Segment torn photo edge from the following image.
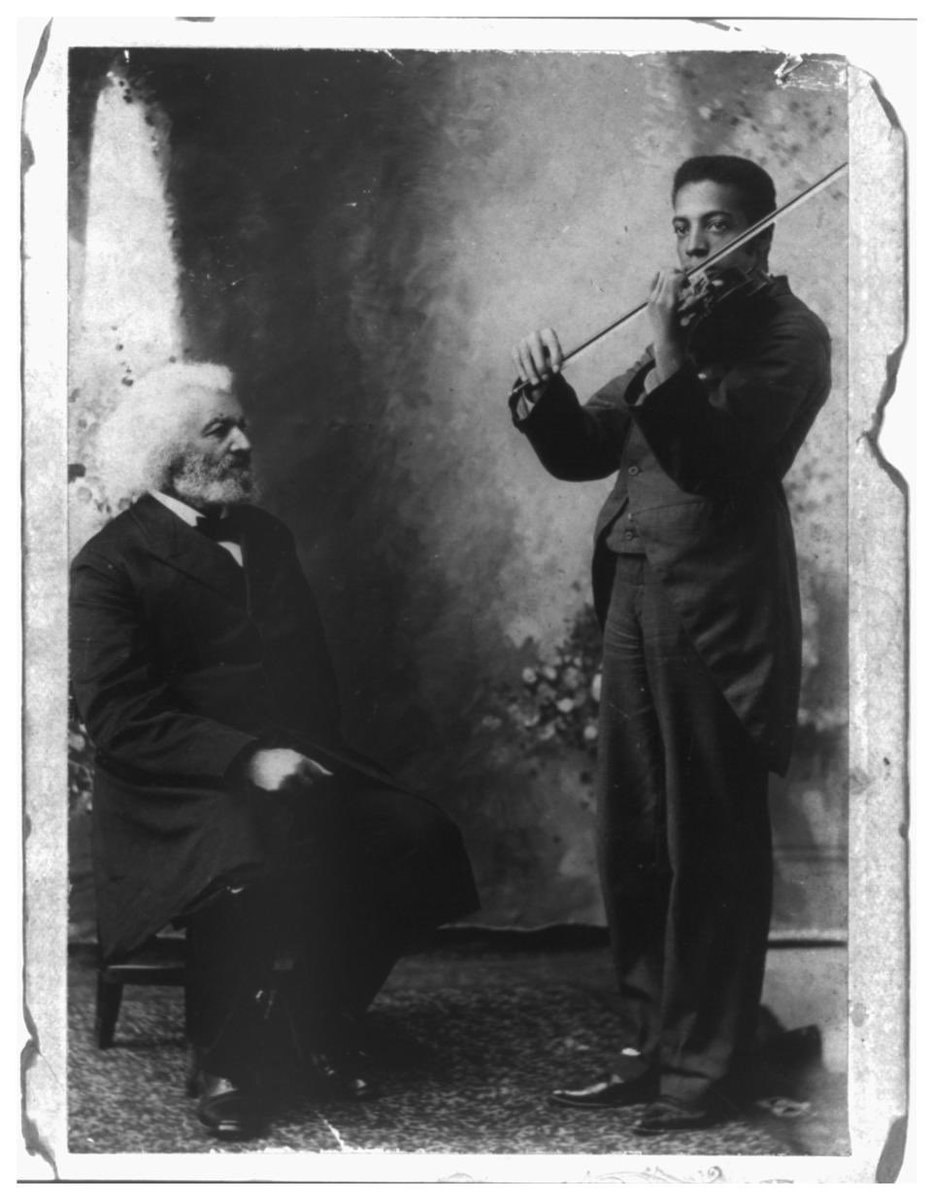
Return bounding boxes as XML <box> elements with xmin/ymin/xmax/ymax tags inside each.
<box><xmin>19</xmin><ymin>15</ymin><xmax>911</xmax><ymax>1185</ymax></box>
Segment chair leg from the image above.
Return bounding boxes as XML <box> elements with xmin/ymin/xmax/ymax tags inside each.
<box><xmin>95</xmin><ymin>974</ymin><xmax>123</xmax><ymax>1049</ymax></box>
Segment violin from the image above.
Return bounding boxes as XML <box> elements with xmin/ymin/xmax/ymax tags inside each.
<box><xmin>674</xmin><ymin>263</ymin><xmax>773</xmax><ymax>361</ymax></box>
<box><xmin>508</xmin><ymin>162</ymin><xmax>847</xmax><ymax>402</ymax></box>
<box><xmin>675</xmin><ymin>263</ymin><xmax>770</xmax><ymax>331</ymax></box>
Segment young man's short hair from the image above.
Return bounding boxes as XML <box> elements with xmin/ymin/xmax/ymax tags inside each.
<box><xmin>672</xmin><ymin>156</ymin><xmax>777</xmax><ymax>224</ymax></box>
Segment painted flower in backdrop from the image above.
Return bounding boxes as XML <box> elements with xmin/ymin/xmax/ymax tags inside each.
<box><xmin>478</xmin><ymin>605</ymin><xmax>603</xmax><ymax>759</ymax></box>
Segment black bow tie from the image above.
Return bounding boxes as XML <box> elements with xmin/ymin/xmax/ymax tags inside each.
<box><xmin>196</xmin><ymin>509</ymin><xmax>242</xmax><ymax>542</ymax></box>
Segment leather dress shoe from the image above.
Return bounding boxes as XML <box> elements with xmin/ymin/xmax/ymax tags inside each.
<box><xmin>550</xmin><ymin>1071</ymin><xmax>656</xmax><ymax>1109</ymax></box>
<box><xmin>306</xmin><ymin>1048</ymin><xmax>378</xmax><ymax>1101</ymax></box>
<box><xmin>633</xmin><ymin>1096</ymin><xmax>716</xmax><ymax>1134</ymax></box>
<box><xmin>193</xmin><ymin>1071</ymin><xmax>266</xmax><ymax>1140</ymax></box>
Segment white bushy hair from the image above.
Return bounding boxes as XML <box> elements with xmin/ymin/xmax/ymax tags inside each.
<box><xmin>97</xmin><ymin>361</ymin><xmax>234</xmax><ymax>506</ymax></box>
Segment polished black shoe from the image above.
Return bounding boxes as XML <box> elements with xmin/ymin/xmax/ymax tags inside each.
<box><xmin>306</xmin><ymin>1049</ymin><xmax>378</xmax><ymax>1101</ymax></box>
<box><xmin>633</xmin><ymin>1096</ymin><xmax>716</xmax><ymax>1134</ymax></box>
<box><xmin>550</xmin><ymin>1071</ymin><xmax>656</xmax><ymax>1109</ymax></box>
<box><xmin>194</xmin><ymin>1072</ymin><xmax>266</xmax><ymax>1140</ymax></box>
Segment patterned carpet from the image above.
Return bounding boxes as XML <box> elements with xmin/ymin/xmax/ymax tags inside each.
<box><xmin>67</xmin><ymin>941</ymin><xmax>849</xmax><ymax>1160</ymax></box>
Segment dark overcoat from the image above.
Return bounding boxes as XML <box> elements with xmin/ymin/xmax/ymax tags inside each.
<box><xmin>70</xmin><ymin>495</ymin><xmax>460</xmax><ymax>959</ymax></box>
<box><xmin>512</xmin><ymin>276</ymin><xmax>831</xmax><ymax>774</ymax></box>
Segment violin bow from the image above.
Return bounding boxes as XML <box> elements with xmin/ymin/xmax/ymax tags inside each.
<box><xmin>509</xmin><ymin>160</ymin><xmax>848</xmax><ymax>400</ymax></box>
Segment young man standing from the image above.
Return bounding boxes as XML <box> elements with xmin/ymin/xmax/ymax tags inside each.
<box><xmin>510</xmin><ymin>156</ymin><xmax>832</xmax><ymax>1132</ymax></box>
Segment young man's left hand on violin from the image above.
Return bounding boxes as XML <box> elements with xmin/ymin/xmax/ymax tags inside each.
<box><xmin>646</xmin><ymin>268</ymin><xmax>689</xmax><ymax>384</ymax></box>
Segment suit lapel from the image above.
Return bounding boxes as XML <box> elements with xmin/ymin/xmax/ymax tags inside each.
<box><xmin>131</xmin><ymin>493</ymin><xmax>249</xmax><ymax>608</ymax></box>
<box><xmin>238</xmin><ymin>513</ymin><xmax>280</xmax><ymax>618</ymax></box>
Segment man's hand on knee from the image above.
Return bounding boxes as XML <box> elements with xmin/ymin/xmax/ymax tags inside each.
<box><xmin>245</xmin><ymin>747</ymin><xmax>334</xmax><ymax>793</ymax></box>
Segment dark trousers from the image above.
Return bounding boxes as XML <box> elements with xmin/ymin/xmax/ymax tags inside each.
<box><xmin>183</xmin><ymin>779</ymin><xmax>477</xmax><ymax>1082</ymax></box>
<box><xmin>597</xmin><ymin>554</ymin><xmax>772</xmax><ymax>1103</ymax></box>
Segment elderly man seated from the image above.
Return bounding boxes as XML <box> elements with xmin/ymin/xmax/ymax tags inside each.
<box><xmin>70</xmin><ymin>362</ymin><xmax>478</xmax><ymax>1139</ymax></box>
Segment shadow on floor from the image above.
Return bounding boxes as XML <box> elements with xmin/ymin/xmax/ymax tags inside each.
<box><xmin>67</xmin><ymin>930</ymin><xmax>849</xmax><ymax>1159</ymax></box>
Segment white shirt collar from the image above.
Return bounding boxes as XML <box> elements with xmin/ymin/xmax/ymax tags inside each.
<box><xmin>150</xmin><ymin>491</ymin><xmax>225</xmax><ymax>527</ymax></box>
<box><xmin>150</xmin><ymin>491</ymin><xmax>243</xmax><ymax>565</ymax></box>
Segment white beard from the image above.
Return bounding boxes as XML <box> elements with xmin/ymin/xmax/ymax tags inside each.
<box><xmin>168</xmin><ymin>451</ymin><xmax>255</xmax><ymax>508</ymax></box>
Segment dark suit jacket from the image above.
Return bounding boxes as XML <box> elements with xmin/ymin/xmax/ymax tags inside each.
<box><xmin>512</xmin><ymin>276</ymin><xmax>831</xmax><ymax>774</ymax></box>
<box><xmin>70</xmin><ymin>494</ymin><xmax>404</xmax><ymax>959</ymax></box>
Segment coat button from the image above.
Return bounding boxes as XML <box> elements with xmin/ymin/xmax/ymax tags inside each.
<box><xmin>627</xmin><ymin>465</ymin><xmax>640</xmax><ymax>476</ymax></box>
<box><xmin>624</xmin><ymin>530</ymin><xmax>635</xmax><ymax>541</ymax></box>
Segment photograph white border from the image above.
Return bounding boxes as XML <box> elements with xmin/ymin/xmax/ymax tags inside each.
<box><xmin>19</xmin><ymin>12</ymin><xmax>917</xmax><ymax>1186</ymax></box>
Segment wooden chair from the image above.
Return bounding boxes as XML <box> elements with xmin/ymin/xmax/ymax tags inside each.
<box><xmin>94</xmin><ymin>930</ymin><xmax>297</xmax><ymax>1050</ymax></box>
<box><xmin>95</xmin><ymin>929</ymin><xmax>187</xmax><ymax>1049</ymax></box>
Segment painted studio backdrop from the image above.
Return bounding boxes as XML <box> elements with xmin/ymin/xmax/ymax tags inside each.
<box><xmin>67</xmin><ymin>47</ymin><xmax>849</xmax><ymax>937</ymax></box>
